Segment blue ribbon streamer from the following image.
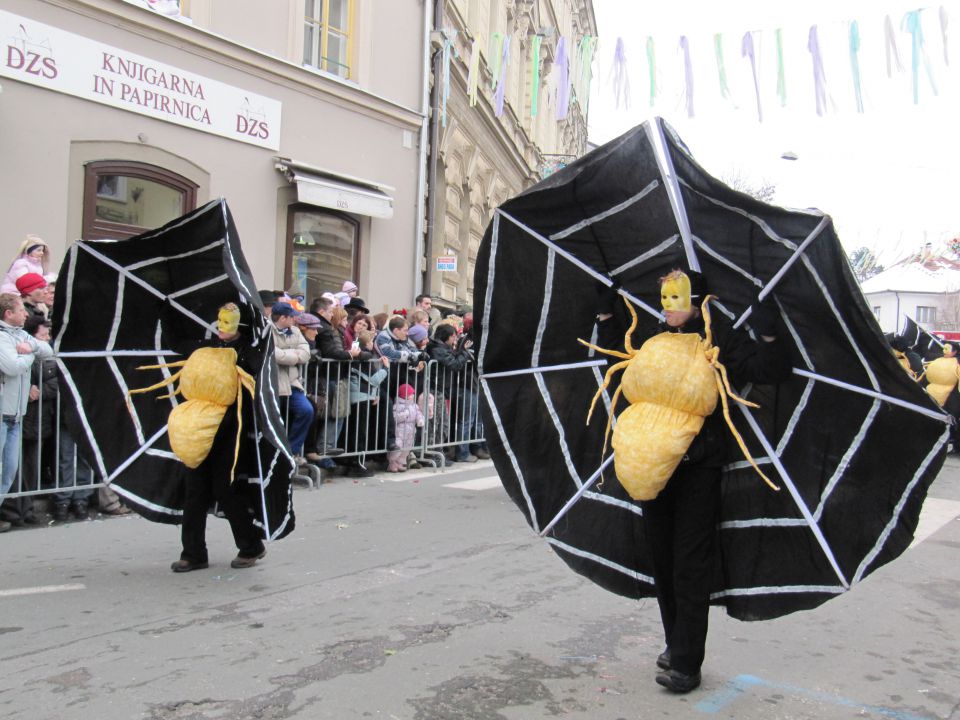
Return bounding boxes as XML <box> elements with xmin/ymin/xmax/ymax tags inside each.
<box><xmin>904</xmin><ymin>10</ymin><xmax>939</xmax><ymax>104</ymax></box>
<box><xmin>849</xmin><ymin>21</ymin><xmax>864</xmax><ymax>113</ymax></box>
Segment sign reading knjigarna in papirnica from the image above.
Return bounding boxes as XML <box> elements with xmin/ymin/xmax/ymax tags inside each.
<box><xmin>0</xmin><ymin>9</ymin><xmax>282</xmax><ymax>150</ymax></box>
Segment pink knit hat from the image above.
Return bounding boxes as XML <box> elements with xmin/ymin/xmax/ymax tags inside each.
<box><xmin>397</xmin><ymin>383</ymin><xmax>416</xmax><ymax>400</ymax></box>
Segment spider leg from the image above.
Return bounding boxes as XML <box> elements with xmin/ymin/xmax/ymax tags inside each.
<box><xmin>713</xmin><ymin>372</ymin><xmax>779</xmax><ymax>491</ymax></box>
<box><xmin>128</xmin><ymin>367</ymin><xmax>185</xmax><ymax>396</ymax></box>
<box><xmin>578</xmin><ymin>338</ymin><xmax>632</xmax><ymax>360</ymax></box>
<box><xmin>587</xmin><ymin>358</ymin><xmax>632</xmax><ymax>424</ymax></box>
<box><xmin>622</xmin><ymin>295</ymin><xmax>640</xmax><ymax>354</ymax></box>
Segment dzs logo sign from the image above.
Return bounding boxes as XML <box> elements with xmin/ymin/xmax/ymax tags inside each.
<box><xmin>6</xmin><ymin>22</ymin><xmax>58</xmax><ymax>79</ymax></box>
<box><xmin>236</xmin><ymin>96</ymin><xmax>270</xmax><ymax>140</ymax></box>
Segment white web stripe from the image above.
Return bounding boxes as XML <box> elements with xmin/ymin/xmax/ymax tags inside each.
<box><xmin>547</xmin><ymin>537</ymin><xmax>654</xmax><ymax>584</ymax></box>
<box><xmin>145</xmin><ymin>449</ymin><xmax>178</xmax><ymax>460</ymax></box>
<box><xmin>736</xmin><ymin>402</ymin><xmax>850</xmax><ymax>589</ymax></box>
<box><xmin>584</xmin><ymin>490</ymin><xmax>643</xmax><ymax>517</ymax></box>
<box><xmin>779</xmin><ymin>300</ymin><xmax>814</xmax><ymax>370</ymax></box>
<box><xmin>793</xmin><ymin>369</ymin><xmax>949</xmax><ymax>422</ymax></box>
<box><xmin>56</xmin><ymin>362</ymin><xmax>109</xmax><ymax>480</ymax></box>
<box><xmin>77</xmin><ymin>243</ymin><xmax>210</xmax><ymax>332</ymax></box>
<box><xmin>125</xmin><ymin>239</ymin><xmax>225</xmax><ymax>270</ymax></box>
<box><xmin>498</xmin><ymin>210</ymin><xmax>663</xmax><ymax>321</ymax></box>
<box><xmin>106</xmin><ymin>426</ymin><xmax>167</xmax><ymax>483</ymax></box>
<box><xmin>711</xmin><ymin>584</ymin><xmax>845</xmax><ymax>599</ymax></box>
<box><xmin>720</xmin><ymin>518</ymin><xmax>810</xmax><ymax>529</ymax></box>
<box><xmin>57</xmin><ymin>350</ymin><xmax>179</xmax><ymax>357</ymax></box>
<box><xmin>814</xmin><ymin>399</ymin><xmax>881</xmax><ymax>521</ymax></box>
<box><xmin>610</xmin><ymin>235</ymin><xmax>678</xmax><ymax>277</ymax></box>
<box><xmin>108</xmin><ymin>275</ymin><xmax>145</xmax><ymax>445</ymax></box>
<box><xmin>776</xmin><ymin>378</ymin><xmax>815</xmax><ymax>456</ymax></box>
<box><xmin>724</xmin><ymin>457</ymin><xmax>772</xmax><ymax>471</ymax></box>
<box><xmin>482</xmin><ymin>359</ymin><xmax>607</xmax><ymax>379</ymax></box>
<box><xmin>106</xmin><ymin>481</ymin><xmax>182</xmax><ymax>517</ymax></box>
<box><xmin>53</xmin><ymin>245</ymin><xmax>78</xmax><ymax>356</ymax></box>
<box><xmin>168</xmin><ymin>274</ymin><xmax>230</xmax><ymax>299</ymax></box>
<box><xmin>477</xmin><ymin>213</ymin><xmax>499</xmax><ymax>371</ymax></box>
<box><xmin>481</xmin><ymin>377</ymin><xmax>540</xmax><ymax>532</ymax></box>
<box><xmin>646</xmin><ymin>120</ymin><xmax>698</xmax><ymax>272</ymax></box>
<box><xmin>531</xmin><ymin>249</ymin><xmax>554</xmax><ymax>369</ymax></box>
<box><xmin>550</xmin><ymin>180</ymin><xmax>661</xmax><ymax>240</ymax></box>
<box><xmin>535</xmin><ymin>372</ymin><xmax>583</xmax><ymax>490</ymax></box>
<box><xmin>853</xmin><ymin>425</ymin><xmax>950</xmax><ymax>583</ymax></box>
<box><xmin>692</xmin><ymin>235</ymin><xmax>761</xmax><ymax>286</ymax></box>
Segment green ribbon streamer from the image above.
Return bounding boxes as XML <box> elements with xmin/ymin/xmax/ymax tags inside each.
<box><xmin>646</xmin><ymin>36</ymin><xmax>657</xmax><ymax>106</ymax></box>
<box><xmin>490</xmin><ymin>32</ymin><xmax>503</xmax><ymax>90</ymax></box>
<box><xmin>850</xmin><ymin>21</ymin><xmax>864</xmax><ymax>113</ymax></box>
<box><xmin>714</xmin><ymin>33</ymin><xmax>730</xmax><ymax>99</ymax></box>
<box><xmin>575</xmin><ymin>35</ymin><xmax>597</xmax><ymax>111</ymax></box>
<box><xmin>531</xmin><ymin>35</ymin><xmax>542</xmax><ymax>118</ymax></box>
<box><xmin>776</xmin><ymin>28</ymin><xmax>787</xmax><ymax>106</ymax></box>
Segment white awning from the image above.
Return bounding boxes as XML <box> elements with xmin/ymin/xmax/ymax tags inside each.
<box><xmin>275</xmin><ymin>159</ymin><xmax>394</xmax><ymax>219</ymax></box>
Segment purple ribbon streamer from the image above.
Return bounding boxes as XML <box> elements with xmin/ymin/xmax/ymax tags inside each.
<box><xmin>680</xmin><ymin>35</ymin><xmax>694</xmax><ymax>117</ymax></box>
<box><xmin>610</xmin><ymin>37</ymin><xmax>630</xmax><ymax>109</ymax></box>
<box><xmin>741</xmin><ymin>31</ymin><xmax>762</xmax><ymax>122</ymax></box>
<box><xmin>494</xmin><ymin>35</ymin><xmax>510</xmax><ymax>117</ymax></box>
<box><xmin>808</xmin><ymin>25</ymin><xmax>827</xmax><ymax>116</ymax></box>
<box><xmin>556</xmin><ymin>36</ymin><xmax>571</xmax><ymax>120</ymax></box>
<box><xmin>941</xmin><ymin>6</ymin><xmax>950</xmax><ymax>65</ymax></box>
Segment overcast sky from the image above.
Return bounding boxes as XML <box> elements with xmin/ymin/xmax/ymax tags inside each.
<box><xmin>587</xmin><ymin>0</ymin><xmax>960</xmax><ymax>263</ymax></box>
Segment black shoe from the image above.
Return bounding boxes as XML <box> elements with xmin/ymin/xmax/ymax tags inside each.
<box><xmin>323</xmin><ymin>447</ymin><xmax>345</xmax><ymax>456</ymax></box>
<box><xmin>656</xmin><ymin>669</ymin><xmax>701</xmax><ymax>694</ymax></box>
<box><xmin>348</xmin><ymin>464</ymin><xmax>374</xmax><ymax>478</ymax></box>
<box><xmin>657</xmin><ymin>649</ymin><xmax>671</xmax><ymax>671</ymax></box>
<box><xmin>171</xmin><ymin>558</ymin><xmax>209</xmax><ymax>573</ymax></box>
<box><xmin>72</xmin><ymin>502</ymin><xmax>89</xmax><ymax>520</ymax></box>
<box><xmin>230</xmin><ymin>549</ymin><xmax>266</xmax><ymax>569</ymax></box>
<box><xmin>54</xmin><ymin>504</ymin><xmax>70</xmax><ymax>522</ymax></box>
<box><xmin>472</xmin><ymin>447</ymin><xmax>491</xmax><ymax>460</ymax></box>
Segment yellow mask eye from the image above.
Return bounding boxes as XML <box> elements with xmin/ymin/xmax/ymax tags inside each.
<box><xmin>659</xmin><ymin>272</ymin><xmax>692</xmax><ymax>312</ymax></box>
<box><xmin>217</xmin><ymin>305</ymin><xmax>241</xmax><ymax>334</ymax></box>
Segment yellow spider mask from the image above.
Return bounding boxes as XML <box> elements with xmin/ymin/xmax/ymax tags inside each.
<box><xmin>660</xmin><ymin>270</ymin><xmax>693</xmax><ymax>312</ymax></box>
<box><xmin>217</xmin><ymin>304</ymin><xmax>241</xmax><ymax>334</ymax></box>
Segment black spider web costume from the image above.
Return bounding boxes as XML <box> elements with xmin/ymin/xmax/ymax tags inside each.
<box><xmin>475</xmin><ymin>118</ymin><xmax>949</xmax><ymax>621</ymax></box>
<box><xmin>52</xmin><ymin>199</ymin><xmax>295</xmax><ymax>541</ymax></box>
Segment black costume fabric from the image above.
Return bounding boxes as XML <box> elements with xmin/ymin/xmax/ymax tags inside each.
<box><xmin>52</xmin><ymin>199</ymin><xmax>295</xmax><ymax>541</ymax></box>
<box><xmin>900</xmin><ymin>315</ymin><xmax>945</xmax><ymax>362</ymax></box>
<box><xmin>474</xmin><ymin>118</ymin><xmax>949</xmax><ymax>621</ymax></box>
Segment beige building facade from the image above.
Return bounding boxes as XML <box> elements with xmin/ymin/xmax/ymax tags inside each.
<box><xmin>426</xmin><ymin>0</ymin><xmax>596</xmax><ymax>310</ymax></box>
<box><xmin>0</xmin><ymin>0</ymin><xmax>595</xmax><ymax>314</ymax></box>
<box><xmin>0</xmin><ymin>0</ymin><xmax>428</xmax><ymax>313</ymax></box>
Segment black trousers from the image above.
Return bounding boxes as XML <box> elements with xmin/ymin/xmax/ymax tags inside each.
<box><xmin>180</xmin><ymin>409</ymin><xmax>264</xmax><ymax>563</ymax></box>
<box><xmin>641</xmin><ymin>464</ymin><xmax>721</xmax><ymax>675</ymax></box>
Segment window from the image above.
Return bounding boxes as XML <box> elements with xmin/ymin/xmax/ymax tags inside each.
<box><xmin>303</xmin><ymin>0</ymin><xmax>354</xmax><ymax>79</ymax></box>
<box><xmin>287</xmin><ymin>206</ymin><xmax>359</xmax><ymax>301</ymax></box>
<box><xmin>872</xmin><ymin>306</ymin><xmax>881</xmax><ymax>318</ymax></box>
<box><xmin>917</xmin><ymin>306</ymin><xmax>937</xmax><ymax>324</ymax></box>
<box><xmin>83</xmin><ymin>161</ymin><xmax>197</xmax><ymax>240</ymax></box>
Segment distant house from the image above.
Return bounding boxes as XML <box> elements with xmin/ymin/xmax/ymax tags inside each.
<box><xmin>860</xmin><ymin>247</ymin><xmax>960</xmax><ymax>334</ymax></box>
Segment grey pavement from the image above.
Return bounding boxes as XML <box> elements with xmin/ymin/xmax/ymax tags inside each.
<box><xmin>1</xmin><ymin>457</ymin><xmax>958</xmax><ymax>720</ymax></box>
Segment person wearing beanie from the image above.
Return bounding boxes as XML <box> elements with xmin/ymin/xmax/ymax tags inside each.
<box><xmin>388</xmin><ymin>383</ymin><xmax>423</xmax><ymax>472</ymax></box>
<box><xmin>1</xmin><ymin>236</ymin><xmax>50</xmax><ymax>294</ymax></box>
<box><xmin>15</xmin><ymin>273</ymin><xmax>48</xmax><ymax>321</ymax></box>
<box><xmin>342</xmin><ymin>280</ymin><xmax>359</xmax><ymax>297</ymax></box>
<box><xmin>407</xmin><ymin>323</ymin><xmax>429</xmax><ymax>349</ymax></box>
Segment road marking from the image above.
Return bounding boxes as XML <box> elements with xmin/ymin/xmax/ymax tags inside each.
<box><xmin>697</xmin><ymin>674</ymin><xmax>930</xmax><ymax>719</ymax></box>
<box><xmin>0</xmin><ymin>584</ymin><xmax>86</xmax><ymax>598</ymax></box>
<box><xmin>443</xmin><ymin>475</ymin><xmax>502</xmax><ymax>491</ymax></box>
<box><xmin>912</xmin><ymin>497</ymin><xmax>960</xmax><ymax>547</ymax></box>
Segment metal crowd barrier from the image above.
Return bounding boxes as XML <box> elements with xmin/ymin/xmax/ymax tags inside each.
<box><xmin>296</xmin><ymin>357</ymin><xmax>486</xmax><ymax>473</ymax></box>
<box><xmin>0</xmin><ymin>356</ymin><xmax>488</xmax><ymax>509</ymax></box>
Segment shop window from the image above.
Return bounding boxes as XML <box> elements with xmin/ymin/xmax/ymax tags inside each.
<box><xmin>286</xmin><ymin>206</ymin><xmax>358</xmax><ymax>302</ymax></box>
<box><xmin>303</xmin><ymin>0</ymin><xmax>354</xmax><ymax>79</ymax></box>
<box><xmin>83</xmin><ymin>161</ymin><xmax>197</xmax><ymax>240</ymax></box>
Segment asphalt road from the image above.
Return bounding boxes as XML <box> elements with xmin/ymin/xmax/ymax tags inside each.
<box><xmin>1</xmin><ymin>457</ymin><xmax>958</xmax><ymax>720</ymax></box>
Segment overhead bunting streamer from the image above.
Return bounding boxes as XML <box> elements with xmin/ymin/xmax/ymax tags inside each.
<box><xmin>530</xmin><ymin>35</ymin><xmax>543</xmax><ymax>118</ymax></box>
<box><xmin>714</xmin><ymin>33</ymin><xmax>732</xmax><ymax>100</ymax></box>
<box><xmin>609</xmin><ymin>37</ymin><xmax>631</xmax><ymax>109</ymax></box>
<box><xmin>556</xmin><ymin>36</ymin><xmax>571</xmax><ymax>120</ymax></box>
<box><xmin>489</xmin><ymin>32</ymin><xmax>504</xmax><ymax>91</ymax></box>
<box><xmin>742</xmin><ymin>31</ymin><xmax>762</xmax><ymax>122</ymax></box>
<box><xmin>574</xmin><ymin>35</ymin><xmax>598</xmax><ymax>111</ymax></box>
<box><xmin>884</xmin><ymin>15</ymin><xmax>905</xmax><ymax>77</ymax></box>
<box><xmin>941</xmin><ymin>6</ymin><xmax>950</xmax><ymax>65</ymax></box>
<box><xmin>679</xmin><ymin>35</ymin><xmax>694</xmax><ymax>117</ymax></box>
<box><xmin>467</xmin><ymin>38</ymin><xmax>481</xmax><ymax>107</ymax></box>
<box><xmin>646</xmin><ymin>36</ymin><xmax>657</xmax><ymax>107</ymax></box>
<box><xmin>776</xmin><ymin>28</ymin><xmax>787</xmax><ymax>107</ymax></box>
<box><xmin>904</xmin><ymin>10</ymin><xmax>939</xmax><ymax>104</ymax></box>
<box><xmin>849</xmin><ymin>21</ymin><xmax>864</xmax><ymax>113</ymax></box>
<box><xmin>494</xmin><ymin>35</ymin><xmax>511</xmax><ymax>117</ymax></box>
<box><xmin>440</xmin><ymin>32</ymin><xmax>457</xmax><ymax>127</ymax></box>
<box><xmin>808</xmin><ymin>25</ymin><xmax>828</xmax><ymax>116</ymax></box>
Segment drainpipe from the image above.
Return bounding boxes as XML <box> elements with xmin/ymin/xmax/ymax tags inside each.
<box><xmin>413</xmin><ymin>0</ymin><xmax>435</xmax><ymax>299</ymax></box>
<box><xmin>423</xmin><ymin>0</ymin><xmax>444</xmax><ymax>300</ymax></box>
<box><xmin>895</xmin><ymin>291</ymin><xmax>901</xmax><ymax>333</ymax></box>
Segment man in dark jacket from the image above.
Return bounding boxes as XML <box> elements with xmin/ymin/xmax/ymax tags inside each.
<box><xmin>597</xmin><ymin>270</ymin><xmax>791</xmax><ymax>694</ymax></box>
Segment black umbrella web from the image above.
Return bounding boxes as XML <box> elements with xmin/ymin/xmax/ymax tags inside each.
<box><xmin>478</xmin><ymin>160</ymin><xmax>950</xmax><ymax>605</ymax></box>
<box><xmin>53</xmin><ymin>204</ymin><xmax>294</xmax><ymax>540</ymax></box>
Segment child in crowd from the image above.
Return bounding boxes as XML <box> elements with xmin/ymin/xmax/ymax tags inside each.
<box><xmin>388</xmin><ymin>383</ymin><xmax>423</xmax><ymax>473</ymax></box>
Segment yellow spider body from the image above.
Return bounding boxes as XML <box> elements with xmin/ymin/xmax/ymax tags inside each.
<box><xmin>129</xmin><ymin>346</ymin><xmax>255</xmax><ymax>475</ymax></box>
<box><xmin>581</xmin><ymin>295</ymin><xmax>778</xmax><ymax>502</ymax></box>
<box><xmin>924</xmin><ymin>354</ymin><xmax>959</xmax><ymax>406</ymax></box>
